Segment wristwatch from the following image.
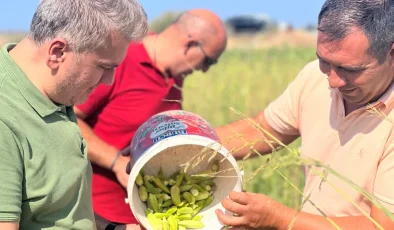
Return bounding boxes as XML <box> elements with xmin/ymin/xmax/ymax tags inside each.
<box><xmin>105</xmin><ymin>222</ymin><xmax>120</xmax><ymax>230</ymax></box>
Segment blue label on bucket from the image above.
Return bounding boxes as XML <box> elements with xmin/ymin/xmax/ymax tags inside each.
<box><xmin>150</xmin><ymin>121</ymin><xmax>188</xmax><ymax>139</ymax></box>
<box><xmin>152</xmin><ymin>129</ymin><xmax>188</xmax><ymax>143</ymax></box>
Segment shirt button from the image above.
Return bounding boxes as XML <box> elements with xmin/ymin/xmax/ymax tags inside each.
<box><xmin>359</xmin><ymin>148</ymin><xmax>365</xmax><ymax>158</ymax></box>
<box><xmin>339</xmin><ymin>112</ymin><xmax>344</xmax><ymax>117</ymax></box>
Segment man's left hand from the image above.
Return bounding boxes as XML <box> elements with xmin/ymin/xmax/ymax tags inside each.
<box><xmin>120</xmin><ymin>146</ymin><xmax>133</xmax><ymax>174</ymax></box>
<box><xmin>216</xmin><ymin>191</ymin><xmax>282</xmax><ymax>229</ymax></box>
<box><xmin>112</xmin><ymin>155</ymin><xmax>131</xmax><ymax>188</ymax></box>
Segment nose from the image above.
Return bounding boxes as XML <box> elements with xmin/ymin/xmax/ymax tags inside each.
<box><xmin>328</xmin><ymin>71</ymin><xmax>347</xmax><ymax>88</ymax></box>
<box><xmin>323</xmin><ymin>65</ymin><xmax>347</xmax><ymax>88</ymax></box>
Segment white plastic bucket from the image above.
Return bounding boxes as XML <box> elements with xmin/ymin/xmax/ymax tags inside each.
<box><xmin>127</xmin><ymin>110</ymin><xmax>243</xmax><ymax>230</ymax></box>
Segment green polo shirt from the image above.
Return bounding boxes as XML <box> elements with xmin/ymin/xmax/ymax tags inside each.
<box><xmin>0</xmin><ymin>44</ymin><xmax>96</xmax><ymax>229</ymax></box>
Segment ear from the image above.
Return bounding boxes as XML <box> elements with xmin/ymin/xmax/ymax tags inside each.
<box><xmin>390</xmin><ymin>43</ymin><xmax>394</xmax><ymax>67</ymax></box>
<box><xmin>46</xmin><ymin>38</ymin><xmax>68</xmax><ymax>70</ymax></box>
<box><xmin>184</xmin><ymin>35</ymin><xmax>199</xmax><ymax>55</ymax></box>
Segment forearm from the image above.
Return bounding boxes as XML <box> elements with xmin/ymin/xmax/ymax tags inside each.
<box><xmin>77</xmin><ymin>118</ymin><xmax>119</xmax><ymax>170</ymax></box>
<box><xmin>0</xmin><ymin>222</ymin><xmax>19</xmax><ymax>230</ymax></box>
<box><xmin>215</xmin><ymin>111</ymin><xmax>297</xmax><ymax>160</ymax></box>
<box><xmin>215</xmin><ymin>120</ymin><xmax>273</xmax><ymax>160</ymax></box>
<box><xmin>277</xmin><ymin>207</ymin><xmax>379</xmax><ymax>230</ymax></box>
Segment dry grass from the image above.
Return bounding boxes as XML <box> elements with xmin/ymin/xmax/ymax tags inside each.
<box><xmin>0</xmin><ymin>30</ymin><xmax>317</xmax><ymax>50</ymax></box>
<box><xmin>227</xmin><ymin>30</ymin><xmax>317</xmax><ymax>50</ymax></box>
<box><xmin>0</xmin><ymin>32</ymin><xmax>26</xmax><ymax>46</ymax></box>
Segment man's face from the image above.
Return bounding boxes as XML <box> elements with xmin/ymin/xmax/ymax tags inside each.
<box><xmin>316</xmin><ymin>29</ymin><xmax>394</xmax><ymax>106</ymax></box>
<box><xmin>171</xmin><ymin>36</ymin><xmax>225</xmax><ymax>79</ymax></box>
<box><xmin>50</xmin><ymin>34</ymin><xmax>130</xmax><ymax>106</ymax></box>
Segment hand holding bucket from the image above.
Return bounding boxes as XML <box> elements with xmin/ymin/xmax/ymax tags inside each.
<box><xmin>125</xmin><ymin>110</ymin><xmax>243</xmax><ymax>230</ymax></box>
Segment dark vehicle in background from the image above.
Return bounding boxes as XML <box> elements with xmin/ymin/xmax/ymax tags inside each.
<box><xmin>225</xmin><ymin>15</ymin><xmax>267</xmax><ymax>33</ymax></box>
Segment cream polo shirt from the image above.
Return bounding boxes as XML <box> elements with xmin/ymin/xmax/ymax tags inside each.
<box><xmin>265</xmin><ymin>59</ymin><xmax>394</xmax><ymax>216</ymax></box>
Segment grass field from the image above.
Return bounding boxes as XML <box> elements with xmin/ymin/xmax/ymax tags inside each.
<box><xmin>182</xmin><ymin>46</ymin><xmax>317</xmax><ymax>209</ymax></box>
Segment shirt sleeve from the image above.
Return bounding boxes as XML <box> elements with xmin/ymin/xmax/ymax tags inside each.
<box><xmin>0</xmin><ymin>121</ymin><xmax>23</xmax><ymax>221</ymax></box>
<box><xmin>264</xmin><ymin>61</ymin><xmax>316</xmax><ymax>136</ymax></box>
<box><xmin>373</xmin><ymin>130</ymin><xmax>394</xmax><ymax>212</ymax></box>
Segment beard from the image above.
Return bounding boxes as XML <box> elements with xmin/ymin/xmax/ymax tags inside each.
<box><xmin>46</xmin><ymin>67</ymin><xmax>85</xmax><ymax>106</ymax></box>
<box><xmin>57</xmin><ymin>79</ymin><xmax>95</xmax><ymax>106</ymax></box>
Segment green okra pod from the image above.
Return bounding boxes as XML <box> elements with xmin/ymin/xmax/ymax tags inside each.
<box><xmin>194</xmin><ymin>191</ymin><xmax>210</xmax><ymax>201</ymax></box>
<box><xmin>148</xmin><ymin>193</ymin><xmax>159</xmax><ymax>213</ymax></box>
<box><xmin>153</xmin><ymin>177</ymin><xmax>171</xmax><ymax>194</ymax></box>
<box><xmin>176</xmin><ymin>207</ymin><xmax>193</xmax><ymax>215</ymax></box>
<box><xmin>162</xmin><ymin>199</ymin><xmax>173</xmax><ymax>208</ymax></box>
<box><xmin>178</xmin><ymin>220</ymin><xmax>204</xmax><ymax>229</ymax></box>
<box><xmin>176</xmin><ymin>214</ymin><xmax>192</xmax><ymax>221</ymax></box>
<box><xmin>175</xmin><ymin>171</ymin><xmax>185</xmax><ymax>187</ymax></box>
<box><xmin>136</xmin><ymin>172</ymin><xmax>143</xmax><ymax>186</ymax></box>
<box><xmin>179</xmin><ymin>184</ymin><xmax>193</xmax><ymax>192</ymax></box>
<box><xmin>182</xmin><ymin>192</ymin><xmax>195</xmax><ymax>204</ymax></box>
<box><xmin>138</xmin><ymin>185</ymin><xmax>148</xmax><ymax>202</ymax></box>
<box><xmin>170</xmin><ymin>186</ymin><xmax>182</xmax><ymax>206</ymax></box>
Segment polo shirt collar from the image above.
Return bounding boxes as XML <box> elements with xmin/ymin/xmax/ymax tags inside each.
<box><xmin>332</xmin><ymin>81</ymin><xmax>394</xmax><ymax>110</ymax></box>
<box><xmin>135</xmin><ymin>42</ymin><xmax>176</xmax><ymax>87</ymax></box>
<box><xmin>137</xmin><ymin>42</ymin><xmax>164</xmax><ymax>72</ymax></box>
<box><xmin>1</xmin><ymin>43</ymin><xmax>60</xmax><ymax>117</ymax></box>
<box><xmin>375</xmin><ymin>81</ymin><xmax>394</xmax><ymax>108</ymax></box>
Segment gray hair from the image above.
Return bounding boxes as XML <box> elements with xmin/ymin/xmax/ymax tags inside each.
<box><xmin>28</xmin><ymin>0</ymin><xmax>148</xmax><ymax>52</ymax></box>
<box><xmin>318</xmin><ymin>0</ymin><xmax>394</xmax><ymax>63</ymax></box>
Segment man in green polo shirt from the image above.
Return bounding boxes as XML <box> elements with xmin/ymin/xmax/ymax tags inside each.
<box><xmin>0</xmin><ymin>0</ymin><xmax>147</xmax><ymax>230</ymax></box>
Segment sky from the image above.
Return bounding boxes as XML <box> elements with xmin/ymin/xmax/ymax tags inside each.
<box><xmin>0</xmin><ymin>0</ymin><xmax>325</xmax><ymax>32</ymax></box>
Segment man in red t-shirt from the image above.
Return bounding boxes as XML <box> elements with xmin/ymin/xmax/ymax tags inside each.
<box><xmin>73</xmin><ymin>9</ymin><xmax>227</xmax><ymax>229</ymax></box>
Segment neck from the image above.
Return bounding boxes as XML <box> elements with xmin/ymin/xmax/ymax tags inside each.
<box><xmin>143</xmin><ymin>34</ymin><xmax>172</xmax><ymax>78</ymax></box>
<box><xmin>346</xmin><ymin>79</ymin><xmax>394</xmax><ymax>115</ymax></box>
<box><xmin>9</xmin><ymin>38</ymin><xmax>49</xmax><ymax>97</ymax></box>
<box><xmin>344</xmin><ymin>101</ymin><xmax>361</xmax><ymax>116</ymax></box>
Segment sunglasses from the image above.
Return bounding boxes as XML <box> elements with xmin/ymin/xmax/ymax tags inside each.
<box><xmin>197</xmin><ymin>43</ymin><xmax>218</xmax><ymax>67</ymax></box>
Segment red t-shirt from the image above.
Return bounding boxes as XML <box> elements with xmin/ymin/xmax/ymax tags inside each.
<box><xmin>75</xmin><ymin>41</ymin><xmax>183</xmax><ymax>224</ymax></box>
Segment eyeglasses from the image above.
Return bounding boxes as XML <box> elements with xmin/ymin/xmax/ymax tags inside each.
<box><xmin>197</xmin><ymin>43</ymin><xmax>217</xmax><ymax>67</ymax></box>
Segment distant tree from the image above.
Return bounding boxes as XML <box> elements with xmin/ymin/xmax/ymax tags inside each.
<box><xmin>148</xmin><ymin>11</ymin><xmax>182</xmax><ymax>33</ymax></box>
<box><xmin>305</xmin><ymin>24</ymin><xmax>317</xmax><ymax>32</ymax></box>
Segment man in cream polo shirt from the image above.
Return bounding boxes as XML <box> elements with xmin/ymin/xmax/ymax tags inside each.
<box><xmin>0</xmin><ymin>0</ymin><xmax>147</xmax><ymax>229</ymax></box>
<box><xmin>212</xmin><ymin>0</ymin><xmax>394</xmax><ymax>229</ymax></box>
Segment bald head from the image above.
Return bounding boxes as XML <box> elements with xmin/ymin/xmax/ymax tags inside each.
<box><xmin>172</xmin><ymin>9</ymin><xmax>227</xmax><ymax>53</ymax></box>
<box><xmin>152</xmin><ymin>9</ymin><xmax>227</xmax><ymax>78</ymax></box>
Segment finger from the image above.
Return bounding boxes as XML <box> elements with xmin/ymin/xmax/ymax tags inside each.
<box><xmin>120</xmin><ymin>146</ymin><xmax>131</xmax><ymax>156</ymax></box>
<box><xmin>229</xmin><ymin>191</ymin><xmax>249</xmax><ymax>205</ymax></box>
<box><xmin>222</xmin><ymin>197</ymin><xmax>247</xmax><ymax>215</ymax></box>
<box><xmin>215</xmin><ymin>209</ymin><xmax>245</xmax><ymax>226</ymax></box>
<box><xmin>126</xmin><ymin>161</ymin><xmax>131</xmax><ymax>174</ymax></box>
